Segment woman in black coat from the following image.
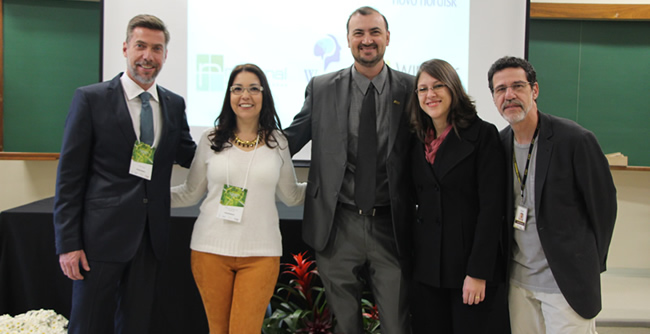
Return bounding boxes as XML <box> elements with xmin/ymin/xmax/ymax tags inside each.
<box><xmin>407</xmin><ymin>59</ymin><xmax>506</xmax><ymax>333</ymax></box>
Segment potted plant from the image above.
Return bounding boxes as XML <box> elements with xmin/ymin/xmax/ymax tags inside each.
<box><xmin>263</xmin><ymin>251</ymin><xmax>382</xmax><ymax>334</ymax></box>
<box><xmin>263</xmin><ymin>252</ymin><xmax>334</xmax><ymax>333</ymax></box>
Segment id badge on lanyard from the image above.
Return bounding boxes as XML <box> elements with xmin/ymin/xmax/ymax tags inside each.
<box><xmin>129</xmin><ymin>141</ymin><xmax>155</xmax><ymax>180</ymax></box>
<box><xmin>216</xmin><ymin>135</ymin><xmax>259</xmax><ymax>223</ymax></box>
<box><xmin>217</xmin><ymin>185</ymin><xmax>248</xmax><ymax>222</ymax></box>
<box><xmin>512</xmin><ymin>124</ymin><xmax>539</xmax><ymax>232</ymax></box>
<box><xmin>514</xmin><ymin>205</ymin><xmax>528</xmax><ymax>231</ymax></box>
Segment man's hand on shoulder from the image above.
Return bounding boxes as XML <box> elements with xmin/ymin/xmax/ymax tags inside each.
<box><xmin>59</xmin><ymin>250</ymin><xmax>90</xmax><ymax>280</ymax></box>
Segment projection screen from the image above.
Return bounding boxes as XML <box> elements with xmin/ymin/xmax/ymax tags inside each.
<box><xmin>103</xmin><ymin>0</ymin><xmax>528</xmax><ymax>160</ymax></box>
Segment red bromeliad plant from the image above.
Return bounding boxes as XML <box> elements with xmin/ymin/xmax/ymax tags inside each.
<box><xmin>284</xmin><ymin>252</ymin><xmax>317</xmax><ymax>307</ymax></box>
<box><xmin>262</xmin><ymin>251</ymin><xmax>381</xmax><ymax>334</ymax></box>
<box><xmin>262</xmin><ymin>252</ymin><xmax>335</xmax><ymax>334</ymax></box>
<box><xmin>361</xmin><ymin>299</ymin><xmax>380</xmax><ymax>333</ymax></box>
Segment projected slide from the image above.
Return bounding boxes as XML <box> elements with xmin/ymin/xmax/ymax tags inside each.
<box><xmin>186</xmin><ymin>0</ymin><xmax>469</xmax><ymax>128</ymax></box>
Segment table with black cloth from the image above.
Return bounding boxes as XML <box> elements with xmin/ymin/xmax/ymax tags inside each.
<box><xmin>0</xmin><ymin>197</ymin><xmax>309</xmax><ymax>333</ymax></box>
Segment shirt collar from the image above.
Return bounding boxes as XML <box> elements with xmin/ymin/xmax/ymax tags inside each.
<box><xmin>351</xmin><ymin>63</ymin><xmax>388</xmax><ymax>95</ymax></box>
<box><xmin>120</xmin><ymin>72</ymin><xmax>160</xmax><ymax>102</ymax></box>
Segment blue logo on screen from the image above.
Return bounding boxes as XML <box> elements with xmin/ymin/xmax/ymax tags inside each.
<box><xmin>314</xmin><ymin>35</ymin><xmax>341</xmax><ymax>71</ymax></box>
<box><xmin>196</xmin><ymin>55</ymin><xmax>225</xmax><ymax>92</ymax></box>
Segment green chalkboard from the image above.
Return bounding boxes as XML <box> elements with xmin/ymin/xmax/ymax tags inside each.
<box><xmin>3</xmin><ymin>0</ymin><xmax>101</xmax><ymax>152</ymax></box>
<box><xmin>528</xmin><ymin>19</ymin><xmax>650</xmax><ymax>167</ymax></box>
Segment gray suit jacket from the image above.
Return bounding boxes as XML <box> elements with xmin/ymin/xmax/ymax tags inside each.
<box><xmin>501</xmin><ymin>111</ymin><xmax>617</xmax><ymax>319</ymax></box>
<box><xmin>285</xmin><ymin>66</ymin><xmax>415</xmax><ymax>260</ymax></box>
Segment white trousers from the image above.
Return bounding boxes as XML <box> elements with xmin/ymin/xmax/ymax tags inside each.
<box><xmin>509</xmin><ymin>284</ymin><xmax>597</xmax><ymax>334</ymax></box>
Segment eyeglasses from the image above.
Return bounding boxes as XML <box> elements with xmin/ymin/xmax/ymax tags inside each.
<box><xmin>493</xmin><ymin>82</ymin><xmax>531</xmax><ymax>96</ymax></box>
<box><xmin>416</xmin><ymin>84</ymin><xmax>447</xmax><ymax>95</ymax></box>
<box><xmin>230</xmin><ymin>86</ymin><xmax>264</xmax><ymax>95</ymax></box>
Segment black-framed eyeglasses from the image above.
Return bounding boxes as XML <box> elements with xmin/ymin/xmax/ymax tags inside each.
<box><xmin>493</xmin><ymin>82</ymin><xmax>531</xmax><ymax>96</ymax></box>
<box><xmin>230</xmin><ymin>86</ymin><xmax>264</xmax><ymax>95</ymax></box>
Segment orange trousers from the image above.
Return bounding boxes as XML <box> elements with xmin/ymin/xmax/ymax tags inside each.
<box><xmin>191</xmin><ymin>251</ymin><xmax>279</xmax><ymax>334</ymax></box>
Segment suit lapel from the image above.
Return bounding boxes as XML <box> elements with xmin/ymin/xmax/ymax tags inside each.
<box><xmin>502</xmin><ymin>127</ymin><xmax>515</xmax><ymax>219</ymax></box>
<box><xmin>415</xmin><ymin>141</ymin><xmax>439</xmax><ymax>183</ymax></box>
<box><xmin>433</xmin><ymin>124</ymin><xmax>477</xmax><ymax>180</ymax></box>
<box><xmin>500</xmin><ymin>127</ymin><xmax>516</xmax><ymax>253</ymax></box>
<box><xmin>534</xmin><ymin>112</ymin><xmax>553</xmax><ymax>216</ymax></box>
<box><xmin>334</xmin><ymin>69</ymin><xmax>351</xmax><ymax>143</ymax></box>
<box><xmin>109</xmin><ymin>74</ymin><xmax>138</xmax><ymax>147</ymax></box>
<box><xmin>387</xmin><ymin>68</ymin><xmax>408</xmax><ymax>157</ymax></box>
<box><xmin>155</xmin><ymin>85</ymin><xmax>172</xmax><ymax>161</ymax></box>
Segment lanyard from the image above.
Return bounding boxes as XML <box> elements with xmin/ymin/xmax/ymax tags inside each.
<box><xmin>513</xmin><ymin>123</ymin><xmax>540</xmax><ymax>200</ymax></box>
<box><xmin>226</xmin><ymin>134</ymin><xmax>260</xmax><ymax>189</ymax></box>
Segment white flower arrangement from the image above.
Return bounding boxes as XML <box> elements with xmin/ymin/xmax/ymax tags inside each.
<box><xmin>0</xmin><ymin>309</ymin><xmax>68</xmax><ymax>334</ymax></box>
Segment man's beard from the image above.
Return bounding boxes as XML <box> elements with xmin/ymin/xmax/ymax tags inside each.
<box><xmin>127</xmin><ymin>60</ymin><xmax>159</xmax><ymax>85</ymax></box>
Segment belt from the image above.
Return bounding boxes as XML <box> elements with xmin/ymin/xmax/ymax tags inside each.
<box><xmin>338</xmin><ymin>202</ymin><xmax>391</xmax><ymax>217</ymax></box>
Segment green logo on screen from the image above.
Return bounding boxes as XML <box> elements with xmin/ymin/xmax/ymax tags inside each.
<box><xmin>196</xmin><ymin>54</ymin><xmax>224</xmax><ymax>92</ymax></box>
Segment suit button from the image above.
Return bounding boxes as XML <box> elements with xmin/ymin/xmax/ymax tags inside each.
<box><xmin>143</xmin><ymin>198</ymin><xmax>148</xmax><ymax>204</ymax></box>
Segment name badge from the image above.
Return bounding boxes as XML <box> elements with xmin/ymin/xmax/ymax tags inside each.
<box><xmin>216</xmin><ymin>184</ymin><xmax>248</xmax><ymax>223</ymax></box>
<box><xmin>514</xmin><ymin>205</ymin><xmax>528</xmax><ymax>231</ymax></box>
<box><xmin>129</xmin><ymin>141</ymin><xmax>155</xmax><ymax>180</ymax></box>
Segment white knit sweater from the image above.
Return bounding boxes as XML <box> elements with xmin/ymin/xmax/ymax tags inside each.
<box><xmin>171</xmin><ymin>129</ymin><xmax>306</xmax><ymax>257</ymax></box>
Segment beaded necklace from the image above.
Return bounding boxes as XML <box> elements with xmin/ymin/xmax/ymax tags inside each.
<box><xmin>233</xmin><ymin>134</ymin><xmax>259</xmax><ymax>148</ymax></box>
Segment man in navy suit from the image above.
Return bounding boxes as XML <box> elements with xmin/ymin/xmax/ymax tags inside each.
<box><xmin>285</xmin><ymin>7</ymin><xmax>414</xmax><ymax>334</ymax></box>
<box><xmin>54</xmin><ymin>14</ymin><xmax>196</xmax><ymax>334</ymax></box>
<box><xmin>488</xmin><ymin>56</ymin><xmax>616</xmax><ymax>333</ymax></box>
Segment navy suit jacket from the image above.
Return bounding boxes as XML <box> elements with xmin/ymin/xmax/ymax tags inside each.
<box><xmin>501</xmin><ymin>111</ymin><xmax>617</xmax><ymax>319</ymax></box>
<box><xmin>411</xmin><ymin>117</ymin><xmax>506</xmax><ymax>288</ymax></box>
<box><xmin>53</xmin><ymin>73</ymin><xmax>196</xmax><ymax>262</ymax></box>
<box><xmin>284</xmin><ymin>66</ymin><xmax>415</xmax><ymax>260</ymax></box>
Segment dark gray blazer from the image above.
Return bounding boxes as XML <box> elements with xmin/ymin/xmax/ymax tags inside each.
<box><xmin>501</xmin><ymin>111</ymin><xmax>617</xmax><ymax>319</ymax></box>
<box><xmin>53</xmin><ymin>73</ymin><xmax>196</xmax><ymax>262</ymax></box>
<box><xmin>284</xmin><ymin>66</ymin><xmax>415</xmax><ymax>260</ymax></box>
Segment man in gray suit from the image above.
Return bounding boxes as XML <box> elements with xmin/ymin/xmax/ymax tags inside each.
<box><xmin>285</xmin><ymin>6</ymin><xmax>414</xmax><ymax>334</ymax></box>
<box><xmin>488</xmin><ymin>56</ymin><xmax>616</xmax><ymax>333</ymax></box>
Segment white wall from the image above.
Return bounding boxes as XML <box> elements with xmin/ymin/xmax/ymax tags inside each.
<box><xmin>607</xmin><ymin>170</ymin><xmax>650</xmax><ymax>270</ymax></box>
<box><xmin>0</xmin><ymin>160</ymin><xmax>58</xmax><ymax>212</ymax></box>
<box><xmin>1</xmin><ymin>159</ymin><xmax>648</xmax><ymax>270</ymax></box>
<box><xmin>0</xmin><ymin>161</ymin><xmax>219</xmax><ymax>212</ymax></box>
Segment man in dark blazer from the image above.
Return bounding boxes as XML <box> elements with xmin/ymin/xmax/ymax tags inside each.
<box><xmin>284</xmin><ymin>6</ymin><xmax>414</xmax><ymax>334</ymax></box>
<box><xmin>488</xmin><ymin>56</ymin><xmax>616</xmax><ymax>333</ymax></box>
<box><xmin>53</xmin><ymin>15</ymin><xmax>195</xmax><ymax>334</ymax></box>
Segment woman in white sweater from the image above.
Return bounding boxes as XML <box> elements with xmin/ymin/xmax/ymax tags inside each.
<box><xmin>171</xmin><ymin>64</ymin><xmax>306</xmax><ymax>334</ymax></box>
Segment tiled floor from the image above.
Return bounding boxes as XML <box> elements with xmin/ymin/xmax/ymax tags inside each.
<box><xmin>597</xmin><ymin>268</ymin><xmax>650</xmax><ymax>328</ymax></box>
